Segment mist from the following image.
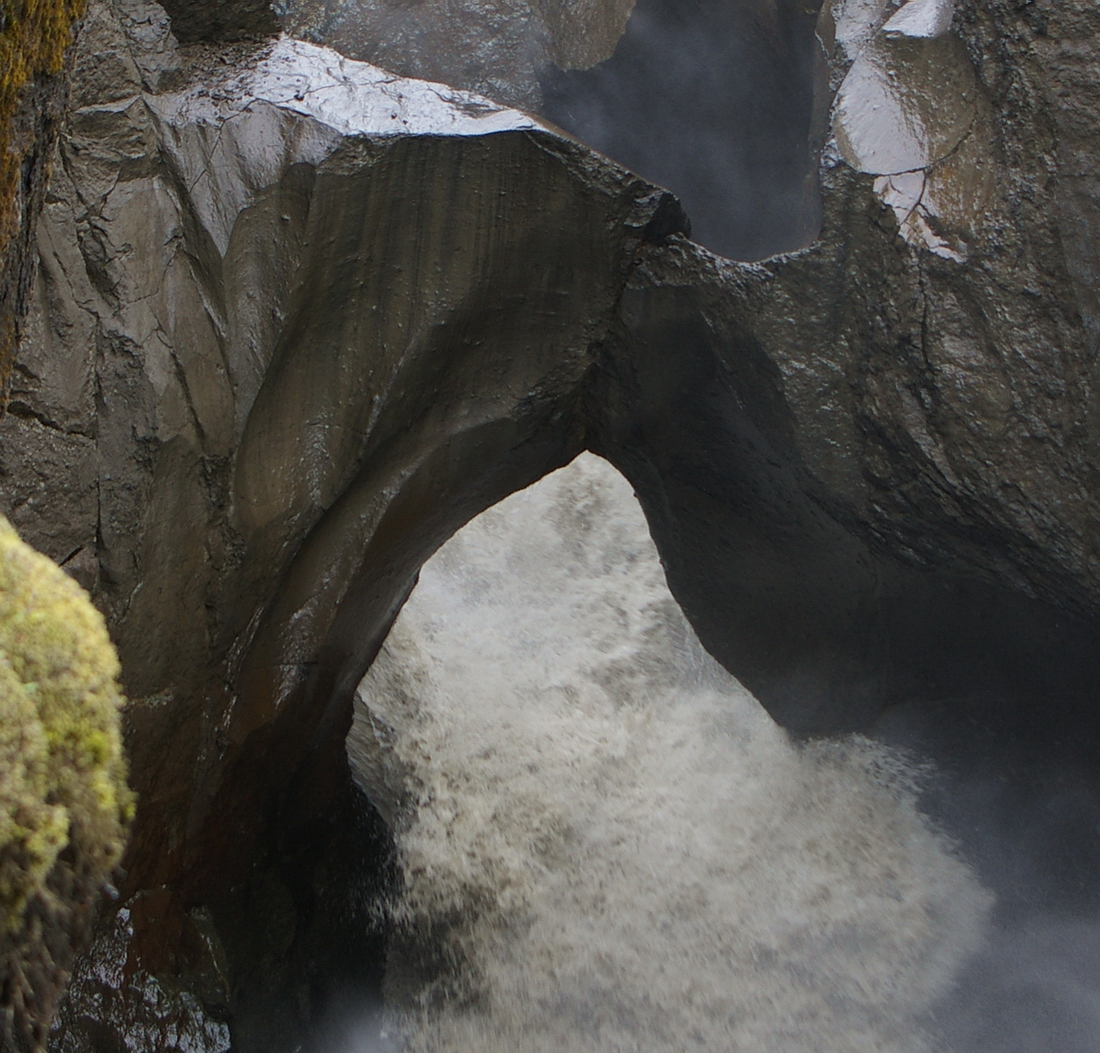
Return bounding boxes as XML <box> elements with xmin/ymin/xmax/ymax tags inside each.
<box><xmin>318</xmin><ymin>454</ymin><xmax>1100</xmax><ymax>1052</ymax></box>
<box><xmin>876</xmin><ymin>696</ymin><xmax>1100</xmax><ymax>1052</ymax></box>
<box><xmin>539</xmin><ymin>0</ymin><xmax>823</xmax><ymax>260</ymax></box>
<box><xmin>342</xmin><ymin>454</ymin><xmax>992</xmax><ymax>1051</ymax></box>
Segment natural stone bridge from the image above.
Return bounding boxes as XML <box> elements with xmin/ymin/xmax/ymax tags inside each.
<box><xmin>2</xmin><ymin>0</ymin><xmax>1100</xmax><ymax>1047</ymax></box>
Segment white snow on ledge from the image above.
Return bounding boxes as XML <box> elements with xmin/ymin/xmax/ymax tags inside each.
<box><xmin>163</xmin><ymin>35</ymin><xmax>542</xmax><ymax>140</ymax></box>
<box><xmin>147</xmin><ymin>36</ymin><xmax>545</xmax><ymax>255</ymax></box>
<box><xmin>883</xmin><ymin>0</ymin><xmax>955</xmax><ymax>39</ymax></box>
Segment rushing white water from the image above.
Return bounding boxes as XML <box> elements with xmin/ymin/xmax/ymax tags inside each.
<box><xmin>347</xmin><ymin>452</ymin><xmax>992</xmax><ymax>1052</ymax></box>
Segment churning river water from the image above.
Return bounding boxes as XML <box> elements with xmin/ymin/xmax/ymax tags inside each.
<box><xmin>343</xmin><ymin>453</ymin><xmax>1004</xmax><ymax>1052</ymax></box>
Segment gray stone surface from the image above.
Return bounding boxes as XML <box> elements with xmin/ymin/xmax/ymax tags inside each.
<box><xmin>278</xmin><ymin>0</ymin><xmax>638</xmax><ymax>109</ymax></box>
<box><xmin>585</xmin><ymin>0</ymin><xmax>1100</xmax><ymax>728</ymax></box>
<box><xmin>789</xmin><ymin>0</ymin><xmax>1100</xmax><ymax>621</ymax></box>
<box><xmin>2</xmin><ymin>0</ymin><xmax>1100</xmax><ymax>1046</ymax></box>
<box><xmin>0</xmin><ymin>4</ymin><xmax>676</xmax><ymax>1047</ymax></box>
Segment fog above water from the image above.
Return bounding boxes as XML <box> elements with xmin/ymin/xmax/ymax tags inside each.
<box><xmin>875</xmin><ymin>696</ymin><xmax>1100</xmax><ymax>1053</ymax></box>
<box><xmin>343</xmin><ymin>454</ymin><xmax>1001</xmax><ymax>1052</ymax></box>
<box><xmin>539</xmin><ymin>0</ymin><xmax>823</xmax><ymax>260</ymax></box>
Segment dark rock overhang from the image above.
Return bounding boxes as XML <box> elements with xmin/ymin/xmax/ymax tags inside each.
<box><xmin>3</xmin><ymin>0</ymin><xmax>1100</xmax><ymax>1046</ymax></box>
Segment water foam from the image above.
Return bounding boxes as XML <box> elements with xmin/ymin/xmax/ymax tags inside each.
<box><xmin>348</xmin><ymin>453</ymin><xmax>991</xmax><ymax>1052</ymax></box>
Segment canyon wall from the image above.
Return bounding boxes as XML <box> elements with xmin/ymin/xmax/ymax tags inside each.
<box><xmin>278</xmin><ymin>0</ymin><xmax>638</xmax><ymax>109</ymax></box>
<box><xmin>1</xmin><ymin>3</ymin><xmax>680</xmax><ymax>1046</ymax></box>
<box><xmin>568</xmin><ymin>0</ymin><xmax>1100</xmax><ymax>730</ymax></box>
<box><xmin>0</xmin><ymin>0</ymin><xmax>1098</xmax><ymax>1047</ymax></box>
<box><xmin>0</xmin><ymin>0</ymin><xmax>85</xmax><ymax>404</ymax></box>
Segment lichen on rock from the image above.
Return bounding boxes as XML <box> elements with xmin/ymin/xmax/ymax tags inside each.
<box><xmin>0</xmin><ymin>0</ymin><xmax>86</xmax><ymax>404</ymax></box>
<box><xmin>0</xmin><ymin>514</ymin><xmax>132</xmax><ymax>1052</ymax></box>
<box><xmin>0</xmin><ymin>0</ymin><xmax>85</xmax><ymax>228</ymax></box>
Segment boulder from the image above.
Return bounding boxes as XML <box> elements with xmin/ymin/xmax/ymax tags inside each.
<box><xmin>0</xmin><ymin>516</ymin><xmax>131</xmax><ymax>1053</ymax></box>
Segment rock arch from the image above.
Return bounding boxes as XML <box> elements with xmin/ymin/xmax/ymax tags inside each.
<box><xmin>5</xmin><ymin>0</ymin><xmax>1100</xmax><ymax>1046</ymax></box>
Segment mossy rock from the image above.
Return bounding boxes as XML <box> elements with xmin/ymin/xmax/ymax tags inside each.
<box><xmin>0</xmin><ymin>0</ymin><xmax>86</xmax><ymax>402</ymax></box>
<box><xmin>0</xmin><ymin>515</ymin><xmax>132</xmax><ymax>1051</ymax></box>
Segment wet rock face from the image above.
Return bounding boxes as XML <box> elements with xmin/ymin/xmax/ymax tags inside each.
<box><xmin>50</xmin><ymin>894</ymin><xmax>231</xmax><ymax>1053</ymax></box>
<box><xmin>2</xmin><ymin>0</ymin><xmax>1100</xmax><ymax>1045</ymax></box>
<box><xmin>587</xmin><ymin>0</ymin><xmax>1100</xmax><ymax>728</ymax></box>
<box><xmin>3</xmin><ymin>0</ymin><xmax>654</xmax><ymax>706</ymax></box>
<box><xmin>0</xmin><ymin>2</ymin><xmax>674</xmax><ymax>1046</ymax></box>
<box><xmin>277</xmin><ymin>0</ymin><xmax>637</xmax><ymax>110</ymax></box>
<box><xmin>780</xmin><ymin>0</ymin><xmax>1100</xmax><ymax>632</ymax></box>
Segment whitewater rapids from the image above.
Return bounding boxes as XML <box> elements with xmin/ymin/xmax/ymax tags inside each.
<box><xmin>347</xmin><ymin>452</ymin><xmax>991</xmax><ymax>1052</ymax></box>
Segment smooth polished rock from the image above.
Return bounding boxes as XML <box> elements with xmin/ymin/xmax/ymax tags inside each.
<box><xmin>832</xmin><ymin>33</ymin><xmax>982</xmax><ymax>176</ymax></box>
<box><xmin>3</xmin><ymin>0</ymin><xmax>1100</xmax><ymax>1047</ymax></box>
<box><xmin>827</xmin><ymin>0</ymin><xmax>996</xmax><ymax>259</ymax></box>
<box><xmin>1</xmin><ymin>3</ymin><xmax>680</xmax><ymax>1047</ymax></box>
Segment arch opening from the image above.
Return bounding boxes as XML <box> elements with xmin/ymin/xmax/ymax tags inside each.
<box><xmin>337</xmin><ymin>452</ymin><xmax>997</xmax><ymax>1051</ymax></box>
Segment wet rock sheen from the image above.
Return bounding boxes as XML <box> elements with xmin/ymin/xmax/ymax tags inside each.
<box><xmin>1</xmin><ymin>0</ymin><xmax>1100</xmax><ymax>1048</ymax></box>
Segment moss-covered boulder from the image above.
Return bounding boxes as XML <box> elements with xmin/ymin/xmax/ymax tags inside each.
<box><xmin>0</xmin><ymin>515</ymin><xmax>132</xmax><ymax>1052</ymax></box>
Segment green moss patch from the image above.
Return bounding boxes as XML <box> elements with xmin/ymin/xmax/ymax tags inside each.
<box><xmin>0</xmin><ymin>515</ymin><xmax>132</xmax><ymax>1050</ymax></box>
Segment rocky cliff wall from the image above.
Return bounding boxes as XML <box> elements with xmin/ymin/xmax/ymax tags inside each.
<box><xmin>0</xmin><ymin>0</ymin><xmax>85</xmax><ymax>405</ymax></box>
<box><xmin>630</xmin><ymin>0</ymin><xmax>1100</xmax><ymax>728</ymax></box>
<box><xmin>1</xmin><ymin>0</ymin><xmax>1099</xmax><ymax>1046</ymax></box>
<box><xmin>0</xmin><ymin>2</ymin><xmax>682</xmax><ymax>1045</ymax></box>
